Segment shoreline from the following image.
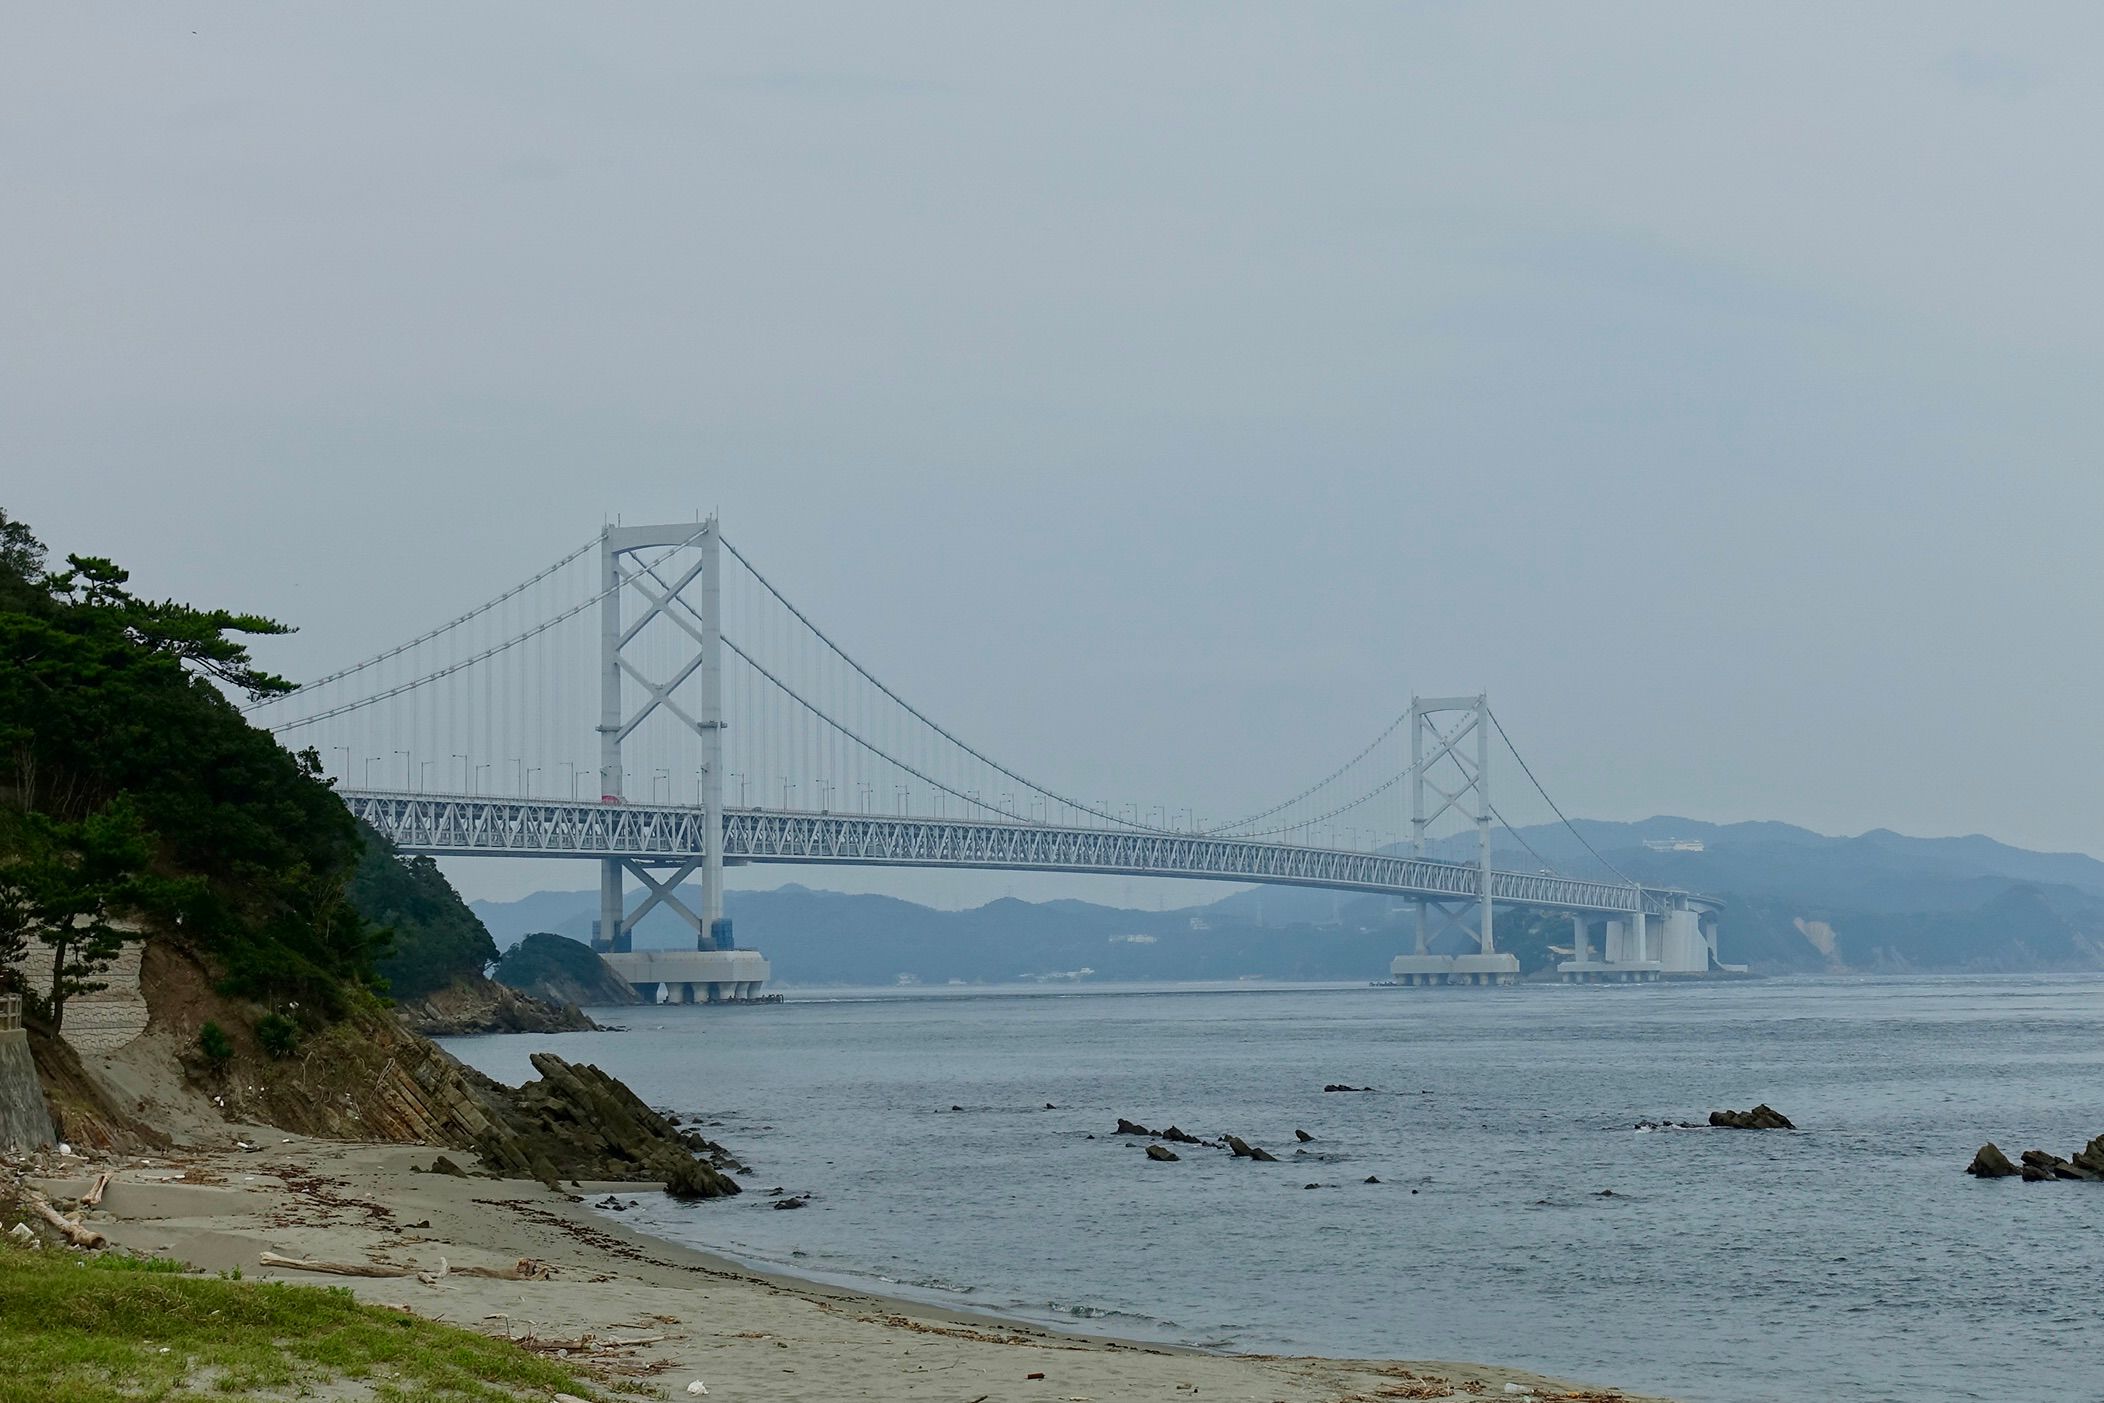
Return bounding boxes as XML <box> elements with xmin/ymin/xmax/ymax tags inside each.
<box><xmin>31</xmin><ymin>1130</ymin><xmax>1671</xmax><ymax>1402</ymax></box>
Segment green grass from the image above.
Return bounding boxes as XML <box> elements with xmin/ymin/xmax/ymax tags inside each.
<box><xmin>0</xmin><ymin>1242</ymin><xmax>618</xmax><ymax>1402</ymax></box>
<box><xmin>81</xmin><ymin>1252</ymin><xmax>190</xmax><ymax>1274</ymax></box>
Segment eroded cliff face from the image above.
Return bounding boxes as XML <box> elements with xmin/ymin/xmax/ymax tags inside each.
<box><xmin>389</xmin><ymin>974</ymin><xmax>599</xmax><ymax>1037</ymax></box>
<box><xmin>32</xmin><ymin>941</ymin><xmax>735</xmax><ymax>1191</ymax></box>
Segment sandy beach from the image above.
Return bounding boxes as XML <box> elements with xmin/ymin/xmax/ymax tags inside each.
<box><xmin>22</xmin><ymin>1128</ymin><xmax>1666</xmax><ymax>1403</ymax></box>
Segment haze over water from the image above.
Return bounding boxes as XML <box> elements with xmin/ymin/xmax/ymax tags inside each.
<box><xmin>447</xmin><ymin>975</ymin><xmax>2104</xmax><ymax>1403</ymax></box>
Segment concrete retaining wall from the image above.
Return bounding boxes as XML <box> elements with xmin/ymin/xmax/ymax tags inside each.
<box><xmin>0</xmin><ymin>1022</ymin><xmax>56</xmax><ymax>1152</ymax></box>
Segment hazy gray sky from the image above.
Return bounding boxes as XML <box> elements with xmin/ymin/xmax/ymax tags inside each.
<box><xmin>8</xmin><ymin>5</ymin><xmax>2102</xmax><ymax>905</ymax></box>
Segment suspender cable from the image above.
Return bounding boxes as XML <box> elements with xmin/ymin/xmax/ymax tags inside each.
<box><xmin>718</xmin><ymin>537</ymin><xmax>1171</xmax><ymax>833</ymax></box>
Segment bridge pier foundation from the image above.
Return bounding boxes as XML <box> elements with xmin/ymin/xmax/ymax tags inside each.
<box><xmin>1386</xmin><ymin>953</ymin><xmax>1519</xmax><ymax>987</ymax></box>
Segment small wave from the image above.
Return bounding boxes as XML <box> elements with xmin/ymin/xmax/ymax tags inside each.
<box><xmin>873</xmin><ymin>1272</ymin><xmax>980</xmax><ymax>1295</ymax></box>
<box><xmin>1025</xmin><ymin>1299</ymin><xmax>1191</xmax><ymax>1336</ymax></box>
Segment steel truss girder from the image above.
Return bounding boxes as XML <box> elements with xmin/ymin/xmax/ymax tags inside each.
<box><xmin>341</xmin><ymin>790</ymin><xmax>1679</xmax><ymax>917</ymax></box>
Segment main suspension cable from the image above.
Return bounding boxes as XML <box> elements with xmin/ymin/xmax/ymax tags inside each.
<box><xmin>1204</xmin><ymin>705</ymin><xmax>1411</xmax><ymax>834</ymax></box>
<box><xmin>245</xmin><ymin>535</ymin><xmax>597</xmax><ymax>708</ymax></box>
<box><xmin>261</xmin><ymin>526</ymin><xmax>710</xmax><ymax>735</ymax></box>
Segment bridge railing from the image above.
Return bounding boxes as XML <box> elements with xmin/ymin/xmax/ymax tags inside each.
<box><xmin>343</xmin><ymin>790</ymin><xmax>1677</xmax><ymax>915</ymax></box>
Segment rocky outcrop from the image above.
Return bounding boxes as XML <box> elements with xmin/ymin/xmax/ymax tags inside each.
<box><xmin>1115</xmin><ymin>1117</ymin><xmax>1155</xmax><ymax>1137</ymax></box>
<box><xmin>392</xmin><ymin>974</ymin><xmax>600</xmax><ymax>1037</ymax></box>
<box><xmin>1323</xmin><ymin>1084</ymin><xmax>1370</xmax><ymax>1093</ymax></box>
<box><xmin>1145</xmin><ymin>1144</ymin><xmax>1179</xmax><ymax>1162</ymax></box>
<box><xmin>1709</xmin><ymin>1104</ymin><xmax>1795</xmax><ymax>1130</ymax></box>
<box><xmin>1965</xmin><ymin>1143</ymin><xmax>2019</xmax><ymax>1178</ymax></box>
<box><xmin>471</xmin><ymin>1052</ymin><xmax>742</xmax><ymax>1195</ymax></box>
<box><xmin>493</xmin><ymin>932</ymin><xmax>641</xmax><ymax>1008</ymax></box>
<box><xmin>1961</xmin><ymin>1134</ymin><xmax>2104</xmax><ymax>1182</ymax></box>
<box><xmin>91</xmin><ymin>942</ymin><xmax>731</xmax><ymax>1193</ymax></box>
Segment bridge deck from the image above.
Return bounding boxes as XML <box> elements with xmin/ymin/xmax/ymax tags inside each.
<box><xmin>343</xmin><ymin>791</ymin><xmax>1685</xmax><ymax>916</ymax></box>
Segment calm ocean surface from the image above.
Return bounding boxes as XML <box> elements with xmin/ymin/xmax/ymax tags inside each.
<box><xmin>443</xmin><ymin>975</ymin><xmax>2104</xmax><ymax>1402</ymax></box>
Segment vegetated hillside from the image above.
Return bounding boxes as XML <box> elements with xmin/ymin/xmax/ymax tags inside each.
<box><xmin>493</xmin><ymin>932</ymin><xmax>637</xmax><ymax>1006</ymax></box>
<box><xmin>0</xmin><ymin>508</ymin><xmax>384</xmax><ymax>1020</ymax></box>
<box><xmin>352</xmin><ymin>828</ymin><xmax>498</xmax><ymax>999</ymax></box>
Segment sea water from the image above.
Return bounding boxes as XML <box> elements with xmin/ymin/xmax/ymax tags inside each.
<box><xmin>443</xmin><ymin>974</ymin><xmax>2104</xmax><ymax>1402</ymax></box>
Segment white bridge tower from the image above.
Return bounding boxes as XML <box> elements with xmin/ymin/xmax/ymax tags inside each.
<box><xmin>591</xmin><ymin>519</ymin><xmax>767</xmax><ymax>1002</ymax></box>
<box><xmin>1390</xmin><ymin>695</ymin><xmax>1521</xmax><ymax>986</ymax></box>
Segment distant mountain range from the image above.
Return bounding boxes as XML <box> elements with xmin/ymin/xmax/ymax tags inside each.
<box><xmin>469</xmin><ymin>816</ymin><xmax>2104</xmax><ymax>983</ymax></box>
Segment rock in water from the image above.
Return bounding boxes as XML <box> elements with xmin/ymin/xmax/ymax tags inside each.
<box><xmin>1709</xmin><ymin>1104</ymin><xmax>1795</xmax><ymax>1130</ymax></box>
<box><xmin>1115</xmin><ymin>1117</ymin><xmax>1156</xmax><ymax>1137</ymax></box>
<box><xmin>1145</xmin><ymin>1144</ymin><xmax>1179</xmax><ymax>1162</ymax></box>
<box><xmin>665</xmin><ymin>1158</ymin><xmax>741</xmax><ymax>1200</ymax></box>
<box><xmin>1225</xmin><ymin>1135</ymin><xmax>1280</xmax><ymax>1162</ymax></box>
<box><xmin>2071</xmin><ymin>1135</ymin><xmax>2104</xmax><ymax>1180</ymax></box>
<box><xmin>1295</xmin><ymin>1128</ymin><xmax>1314</xmax><ymax>1142</ymax></box>
<box><xmin>1965</xmin><ymin>1143</ymin><xmax>2019</xmax><ymax>1178</ymax></box>
<box><xmin>2020</xmin><ymin>1149</ymin><xmax>2079</xmax><ymax>1180</ymax></box>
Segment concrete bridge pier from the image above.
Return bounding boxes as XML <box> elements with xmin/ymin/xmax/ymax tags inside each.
<box><xmin>603</xmin><ymin>950</ymin><xmax>770</xmax><ymax>1005</ymax></box>
<box><xmin>1560</xmin><ymin>899</ymin><xmax>1724</xmax><ymax>981</ymax></box>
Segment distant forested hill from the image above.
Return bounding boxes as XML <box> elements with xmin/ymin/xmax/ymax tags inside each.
<box><xmin>475</xmin><ymin>812</ymin><xmax>2104</xmax><ymax>983</ymax></box>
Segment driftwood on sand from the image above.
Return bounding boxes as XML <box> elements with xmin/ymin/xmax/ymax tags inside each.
<box><xmin>26</xmin><ymin>1191</ymin><xmax>106</xmax><ymax>1248</ymax></box>
<box><xmin>258</xmin><ymin>1250</ymin><xmax>551</xmax><ymax>1282</ymax></box>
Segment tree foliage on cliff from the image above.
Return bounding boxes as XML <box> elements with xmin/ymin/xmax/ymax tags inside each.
<box><xmin>351</xmin><ymin>825</ymin><xmax>498</xmax><ymax>1000</ymax></box>
<box><xmin>0</xmin><ymin>507</ymin><xmax>384</xmax><ymax>1013</ymax></box>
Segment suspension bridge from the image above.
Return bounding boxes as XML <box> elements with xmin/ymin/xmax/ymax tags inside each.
<box><xmin>248</xmin><ymin>519</ymin><xmax>1720</xmax><ymax>1001</ymax></box>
